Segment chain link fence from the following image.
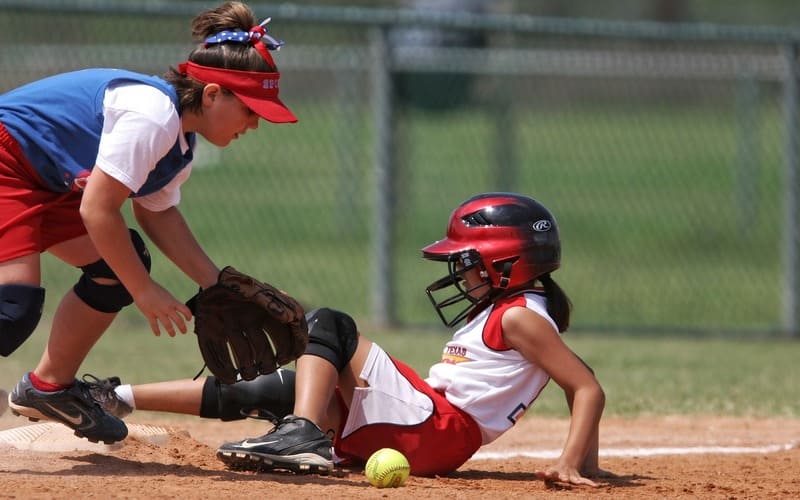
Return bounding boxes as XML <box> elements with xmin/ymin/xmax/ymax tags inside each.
<box><xmin>1</xmin><ymin>1</ymin><xmax>798</xmax><ymax>336</ymax></box>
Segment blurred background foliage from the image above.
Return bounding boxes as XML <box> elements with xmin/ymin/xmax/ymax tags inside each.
<box><xmin>122</xmin><ymin>0</ymin><xmax>800</xmax><ymax>26</ymax></box>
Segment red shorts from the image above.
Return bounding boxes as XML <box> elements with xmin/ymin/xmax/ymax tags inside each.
<box><xmin>0</xmin><ymin>123</ymin><xmax>86</xmax><ymax>263</ymax></box>
<box><xmin>332</xmin><ymin>344</ymin><xmax>483</xmax><ymax>477</ymax></box>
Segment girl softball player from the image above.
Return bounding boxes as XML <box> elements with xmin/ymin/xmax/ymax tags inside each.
<box><xmin>0</xmin><ymin>1</ymin><xmax>296</xmax><ymax>444</ymax></box>
<box><xmin>91</xmin><ymin>193</ymin><xmax>606</xmax><ymax>485</ymax></box>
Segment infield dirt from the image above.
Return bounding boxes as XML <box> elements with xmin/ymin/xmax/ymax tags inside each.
<box><xmin>1</xmin><ymin>412</ymin><xmax>798</xmax><ymax>499</ymax></box>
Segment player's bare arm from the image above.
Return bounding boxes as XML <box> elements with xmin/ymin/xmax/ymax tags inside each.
<box><xmin>80</xmin><ymin>168</ymin><xmax>152</xmax><ymax>296</ymax></box>
<box><xmin>81</xmin><ymin>168</ymin><xmax>190</xmax><ymax>337</ymax></box>
<box><xmin>501</xmin><ymin>305</ymin><xmax>605</xmax><ymax>486</ymax></box>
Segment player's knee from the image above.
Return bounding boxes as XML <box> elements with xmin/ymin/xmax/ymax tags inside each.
<box><xmin>0</xmin><ymin>284</ymin><xmax>45</xmax><ymax>356</ymax></box>
<box><xmin>73</xmin><ymin>228</ymin><xmax>151</xmax><ymax>313</ymax></box>
<box><xmin>305</xmin><ymin>307</ymin><xmax>359</xmax><ymax>373</ymax></box>
<box><xmin>200</xmin><ymin>369</ymin><xmax>296</xmax><ymax>421</ymax></box>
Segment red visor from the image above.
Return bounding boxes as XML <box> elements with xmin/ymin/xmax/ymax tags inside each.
<box><xmin>178</xmin><ymin>61</ymin><xmax>297</xmax><ymax>123</ymax></box>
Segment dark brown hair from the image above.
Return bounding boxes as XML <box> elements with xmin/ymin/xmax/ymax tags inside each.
<box><xmin>477</xmin><ymin>273</ymin><xmax>572</xmax><ymax>333</ymax></box>
<box><xmin>164</xmin><ymin>1</ymin><xmax>278</xmax><ymax>113</ymax></box>
<box><xmin>538</xmin><ymin>273</ymin><xmax>572</xmax><ymax>333</ymax></box>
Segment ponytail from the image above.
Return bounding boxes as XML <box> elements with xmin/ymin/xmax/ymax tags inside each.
<box><xmin>539</xmin><ymin>273</ymin><xmax>572</xmax><ymax>333</ymax></box>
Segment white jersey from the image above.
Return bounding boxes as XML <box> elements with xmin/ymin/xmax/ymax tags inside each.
<box><xmin>425</xmin><ymin>291</ymin><xmax>557</xmax><ymax>444</ymax></box>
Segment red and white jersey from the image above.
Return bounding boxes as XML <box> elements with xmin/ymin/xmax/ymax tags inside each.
<box><xmin>425</xmin><ymin>291</ymin><xmax>557</xmax><ymax>444</ymax></box>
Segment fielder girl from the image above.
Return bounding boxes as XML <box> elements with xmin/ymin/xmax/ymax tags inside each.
<box><xmin>0</xmin><ymin>1</ymin><xmax>296</xmax><ymax>444</ymax></box>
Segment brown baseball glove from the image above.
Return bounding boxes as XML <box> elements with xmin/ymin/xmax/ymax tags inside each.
<box><xmin>188</xmin><ymin>266</ymin><xmax>308</xmax><ymax>384</ymax></box>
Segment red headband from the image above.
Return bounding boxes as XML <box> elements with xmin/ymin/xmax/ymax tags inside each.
<box><xmin>178</xmin><ymin>61</ymin><xmax>297</xmax><ymax>123</ymax></box>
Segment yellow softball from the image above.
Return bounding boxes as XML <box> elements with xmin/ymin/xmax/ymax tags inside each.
<box><xmin>365</xmin><ymin>448</ymin><xmax>410</xmax><ymax>488</ymax></box>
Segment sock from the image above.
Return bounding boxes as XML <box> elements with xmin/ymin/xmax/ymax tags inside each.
<box><xmin>114</xmin><ymin>384</ymin><xmax>136</xmax><ymax>409</ymax></box>
<box><xmin>28</xmin><ymin>371</ymin><xmax>72</xmax><ymax>392</ymax></box>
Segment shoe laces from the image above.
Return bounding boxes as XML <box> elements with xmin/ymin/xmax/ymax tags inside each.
<box><xmin>277</xmin><ymin>415</ymin><xmax>333</xmax><ymax>442</ymax></box>
<box><xmin>81</xmin><ymin>373</ymin><xmax>121</xmax><ymax>403</ymax></box>
<box><xmin>239</xmin><ymin>407</ymin><xmax>281</xmax><ymax>424</ymax></box>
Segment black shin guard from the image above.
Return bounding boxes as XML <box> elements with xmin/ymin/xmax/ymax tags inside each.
<box><xmin>199</xmin><ymin>369</ymin><xmax>296</xmax><ymax>421</ymax></box>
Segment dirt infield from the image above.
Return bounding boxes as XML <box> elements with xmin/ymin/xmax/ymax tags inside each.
<box><xmin>1</xmin><ymin>412</ymin><xmax>798</xmax><ymax>499</ymax></box>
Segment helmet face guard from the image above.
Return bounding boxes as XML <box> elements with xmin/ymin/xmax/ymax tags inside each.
<box><xmin>422</xmin><ymin>192</ymin><xmax>561</xmax><ymax>327</ymax></box>
<box><xmin>425</xmin><ymin>250</ymin><xmax>493</xmax><ymax>328</ymax></box>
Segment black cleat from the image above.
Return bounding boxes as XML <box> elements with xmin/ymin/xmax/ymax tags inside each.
<box><xmin>9</xmin><ymin>372</ymin><xmax>128</xmax><ymax>444</ymax></box>
<box><xmin>217</xmin><ymin>415</ymin><xmax>333</xmax><ymax>474</ymax></box>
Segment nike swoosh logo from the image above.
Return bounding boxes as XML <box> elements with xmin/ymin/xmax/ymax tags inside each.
<box><xmin>43</xmin><ymin>402</ymin><xmax>86</xmax><ymax>426</ymax></box>
<box><xmin>237</xmin><ymin>439</ymin><xmax>279</xmax><ymax>449</ymax></box>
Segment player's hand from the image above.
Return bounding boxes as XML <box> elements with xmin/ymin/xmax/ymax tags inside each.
<box><xmin>534</xmin><ymin>464</ymin><xmax>599</xmax><ymax>487</ymax></box>
<box><xmin>133</xmin><ymin>281</ymin><xmax>192</xmax><ymax>337</ymax></box>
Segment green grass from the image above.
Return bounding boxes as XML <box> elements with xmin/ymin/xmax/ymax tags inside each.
<box><xmin>3</xmin><ymin>323</ymin><xmax>798</xmax><ymax>419</ymax></box>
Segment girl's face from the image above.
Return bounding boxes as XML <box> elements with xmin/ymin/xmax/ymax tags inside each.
<box><xmin>197</xmin><ymin>85</ymin><xmax>260</xmax><ymax>147</ymax></box>
<box><xmin>456</xmin><ymin>261</ymin><xmax>490</xmax><ymax>299</ymax></box>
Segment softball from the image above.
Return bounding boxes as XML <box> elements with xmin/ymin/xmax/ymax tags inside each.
<box><xmin>365</xmin><ymin>448</ymin><xmax>410</xmax><ymax>488</ymax></box>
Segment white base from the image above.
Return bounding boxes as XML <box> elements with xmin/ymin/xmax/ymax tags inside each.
<box><xmin>0</xmin><ymin>422</ymin><xmax>171</xmax><ymax>452</ymax></box>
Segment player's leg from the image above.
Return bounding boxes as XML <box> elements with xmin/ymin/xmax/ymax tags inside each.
<box><xmin>1</xmin><ymin>129</ymin><xmax>125</xmax><ymax>443</ymax></box>
<box><xmin>87</xmin><ymin>370</ymin><xmax>296</xmax><ymax>421</ymax></box>
<box><xmin>0</xmin><ymin>137</ymin><xmax>47</xmax><ymax>357</ymax></box>
<box><xmin>34</xmin><ymin>234</ymin><xmax>115</xmax><ymax>383</ymax></box>
<box><xmin>217</xmin><ymin>307</ymin><xmax>362</xmax><ymax>473</ymax></box>
<box><xmin>291</xmin><ymin>306</ymin><xmax>366</xmax><ymax>429</ymax></box>
<box><xmin>292</xmin><ymin>353</ymin><xmax>340</xmax><ymax>428</ymax></box>
<box><xmin>123</xmin><ymin>378</ymin><xmax>205</xmax><ymax>417</ymax></box>
<box><xmin>294</xmin><ymin>334</ymin><xmax>372</xmax><ymax>433</ymax></box>
<box><xmin>199</xmin><ymin>370</ymin><xmax>297</xmax><ymax>421</ymax></box>
<box><xmin>9</xmin><ymin>233</ymin><xmax>128</xmax><ymax>444</ymax></box>
<box><xmin>0</xmin><ymin>253</ymin><xmax>45</xmax><ymax>357</ymax></box>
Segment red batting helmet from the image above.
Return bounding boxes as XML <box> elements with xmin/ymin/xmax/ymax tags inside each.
<box><xmin>421</xmin><ymin>192</ymin><xmax>561</xmax><ymax>327</ymax></box>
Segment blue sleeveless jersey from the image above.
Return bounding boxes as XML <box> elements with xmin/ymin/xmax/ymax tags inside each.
<box><xmin>0</xmin><ymin>68</ymin><xmax>194</xmax><ymax>195</ymax></box>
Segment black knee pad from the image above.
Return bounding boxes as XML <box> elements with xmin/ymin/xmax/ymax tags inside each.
<box><xmin>305</xmin><ymin>307</ymin><xmax>359</xmax><ymax>373</ymax></box>
<box><xmin>73</xmin><ymin>228</ymin><xmax>151</xmax><ymax>313</ymax></box>
<box><xmin>200</xmin><ymin>369</ymin><xmax>296</xmax><ymax>421</ymax></box>
<box><xmin>0</xmin><ymin>284</ymin><xmax>45</xmax><ymax>356</ymax></box>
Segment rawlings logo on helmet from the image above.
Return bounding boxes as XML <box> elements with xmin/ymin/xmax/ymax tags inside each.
<box><xmin>532</xmin><ymin>219</ymin><xmax>552</xmax><ymax>232</ymax></box>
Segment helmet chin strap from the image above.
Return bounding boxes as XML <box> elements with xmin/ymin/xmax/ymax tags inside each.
<box><xmin>497</xmin><ymin>261</ymin><xmax>513</xmax><ymax>289</ymax></box>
